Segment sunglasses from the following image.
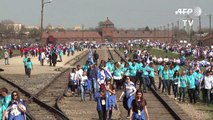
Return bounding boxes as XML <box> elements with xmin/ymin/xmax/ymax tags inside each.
<box><xmin>13</xmin><ymin>94</ymin><xmax>17</xmax><ymax>96</ymax></box>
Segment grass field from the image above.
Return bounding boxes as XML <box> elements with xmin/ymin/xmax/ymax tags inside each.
<box><xmin>119</xmin><ymin>47</ymin><xmax>194</xmax><ymax>60</ymax></box>
<box><xmin>0</xmin><ymin>50</ymin><xmax>20</xmax><ymax>59</ymax></box>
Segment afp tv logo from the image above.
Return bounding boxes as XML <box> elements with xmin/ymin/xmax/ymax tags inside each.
<box><xmin>175</xmin><ymin>7</ymin><xmax>202</xmax><ymax>27</ymax></box>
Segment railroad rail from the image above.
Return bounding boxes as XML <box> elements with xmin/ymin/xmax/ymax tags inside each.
<box><xmin>0</xmin><ymin>50</ymin><xmax>89</xmax><ymax>120</ymax></box>
<box><xmin>58</xmin><ymin>48</ymin><xmax>114</xmax><ymax>120</ymax></box>
<box><xmin>0</xmin><ymin>75</ymin><xmax>65</xmax><ymax>120</ymax></box>
<box><xmin>33</xmin><ymin>50</ymin><xmax>89</xmax><ymax>120</ymax></box>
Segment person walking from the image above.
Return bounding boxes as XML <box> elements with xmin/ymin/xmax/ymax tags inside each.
<box><xmin>162</xmin><ymin>65</ymin><xmax>169</xmax><ymax>94</ymax></box>
<box><xmin>186</xmin><ymin>70</ymin><xmax>196</xmax><ymax>104</ymax></box>
<box><xmin>79</xmin><ymin>71</ymin><xmax>88</xmax><ymax>101</ymax></box>
<box><xmin>95</xmin><ymin>84</ymin><xmax>110</xmax><ymax>120</ymax></box>
<box><xmin>157</xmin><ymin>62</ymin><xmax>164</xmax><ymax>90</ymax></box>
<box><xmin>130</xmin><ymin>90</ymin><xmax>150</xmax><ymax>120</ymax></box>
<box><xmin>202</xmin><ymin>71</ymin><xmax>213</xmax><ymax>106</ymax></box>
<box><xmin>26</xmin><ymin>58</ymin><xmax>33</xmax><ymax>78</ymax></box>
<box><xmin>4</xmin><ymin>50</ymin><xmax>9</xmax><ymax>65</ymax></box>
<box><xmin>105</xmin><ymin>79</ymin><xmax>116</xmax><ymax>120</ymax></box>
<box><xmin>172</xmin><ymin>71</ymin><xmax>180</xmax><ymax>100</ymax></box>
<box><xmin>179</xmin><ymin>71</ymin><xmax>187</xmax><ymax>102</ymax></box>
<box><xmin>52</xmin><ymin>50</ymin><xmax>57</xmax><ymax>67</ymax></box>
<box><xmin>23</xmin><ymin>55</ymin><xmax>28</xmax><ymax>75</ymax></box>
<box><xmin>93</xmin><ymin>50</ymin><xmax>99</xmax><ymax>64</ymax></box>
<box><xmin>119</xmin><ymin>76</ymin><xmax>136</xmax><ymax>118</ymax></box>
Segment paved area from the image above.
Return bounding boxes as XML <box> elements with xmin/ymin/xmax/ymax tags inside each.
<box><xmin>0</xmin><ymin>50</ymin><xmax>87</xmax><ymax>95</ymax></box>
<box><xmin>0</xmin><ymin>50</ymin><xmax>86</xmax><ymax>75</ymax></box>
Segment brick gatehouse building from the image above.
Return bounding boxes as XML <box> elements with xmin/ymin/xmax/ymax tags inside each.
<box><xmin>42</xmin><ymin>18</ymin><xmax>173</xmax><ymax>43</ymax></box>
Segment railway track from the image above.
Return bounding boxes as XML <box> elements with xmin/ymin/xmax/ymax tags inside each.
<box><xmin>0</xmin><ymin>50</ymin><xmax>89</xmax><ymax>120</ymax></box>
<box><xmin>0</xmin><ymin>75</ymin><xmax>66</xmax><ymax>120</ymax></box>
<box><xmin>108</xmin><ymin>48</ymin><xmax>190</xmax><ymax>120</ymax></box>
<box><xmin>31</xmin><ymin>50</ymin><xmax>89</xmax><ymax>120</ymax></box>
<box><xmin>58</xmin><ymin>48</ymin><xmax>114</xmax><ymax>120</ymax></box>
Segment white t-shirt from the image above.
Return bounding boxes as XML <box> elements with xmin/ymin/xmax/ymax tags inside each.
<box><xmin>204</xmin><ymin>76</ymin><xmax>213</xmax><ymax>89</ymax></box>
<box><xmin>80</xmin><ymin>76</ymin><xmax>88</xmax><ymax>85</ymax></box>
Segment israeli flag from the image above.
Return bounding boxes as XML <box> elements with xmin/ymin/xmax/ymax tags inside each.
<box><xmin>88</xmin><ymin>49</ymin><xmax>94</xmax><ymax>64</ymax></box>
<box><xmin>104</xmin><ymin>69</ymin><xmax>112</xmax><ymax>79</ymax></box>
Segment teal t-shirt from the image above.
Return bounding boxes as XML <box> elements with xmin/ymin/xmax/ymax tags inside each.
<box><xmin>136</xmin><ymin>62</ymin><xmax>143</xmax><ymax>70</ymax></box>
<box><xmin>128</xmin><ymin>61</ymin><xmax>132</xmax><ymax>66</ymax></box>
<box><xmin>1</xmin><ymin>94</ymin><xmax>11</xmax><ymax>111</ymax></box>
<box><xmin>71</xmin><ymin>47</ymin><xmax>75</xmax><ymax>51</ymax></box>
<box><xmin>59</xmin><ymin>51</ymin><xmax>63</xmax><ymax>56</ymax></box>
<box><xmin>83</xmin><ymin>64</ymin><xmax>89</xmax><ymax>72</ymax></box>
<box><xmin>187</xmin><ymin>74</ymin><xmax>196</xmax><ymax>89</ymax></box>
<box><xmin>169</xmin><ymin>69</ymin><xmax>174</xmax><ymax>80</ymax></box>
<box><xmin>106</xmin><ymin>62</ymin><xmax>114</xmax><ymax>73</ymax></box>
<box><xmin>180</xmin><ymin>76</ymin><xmax>187</xmax><ymax>88</ymax></box>
<box><xmin>173</xmin><ymin>76</ymin><xmax>180</xmax><ymax>84</ymax></box>
<box><xmin>121</xmin><ymin>67</ymin><xmax>127</xmax><ymax>73</ymax></box>
<box><xmin>197</xmin><ymin>73</ymin><xmax>203</xmax><ymax>81</ymax></box>
<box><xmin>141</xmin><ymin>66</ymin><xmax>149</xmax><ymax>77</ymax></box>
<box><xmin>157</xmin><ymin>65</ymin><xmax>164</xmax><ymax>77</ymax></box>
<box><xmin>27</xmin><ymin>61</ymin><xmax>33</xmax><ymax>69</ymax></box>
<box><xmin>128</xmin><ymin>65</ymin><xmax>137</xmax><ymax>76</ymax></box>
<box><xmin>120</xmin><ymin>63</ymin><xmax>125</xmax><ymax>69</ymax></box>
<box><xmin>193</xmin><ymin>72</ymin><xmax>198</xmax><ymax>80</ymax></box>
<box><xmin>0</xmin><ymin>104</ymin><xmax>4</xmax><ymax>120</ymax></box>
<box><xmin>23</xmin><ymin>57</ymin><xmax>28</xmax><ymax>66</ymax></box>
<box><xmin>162</xmin><ymin>70</ymin><xmax>169</xmax><ymax>80</ymax></box>
<box><xmin>173</xmin><ymin>65</ymin><xmax>180</xmax><ymax>72</ymax></box>
<box><xmin>147</xmin><ymin>66</ymin><xmax>155</xmax><ymax>77</ymax></box>
<box><xmin>114</xmin><ymin>69</ymin><xmax>122</xmax><ymax>77</ymax></box>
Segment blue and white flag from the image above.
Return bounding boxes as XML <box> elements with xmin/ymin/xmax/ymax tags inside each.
<box><xmin>104</xmin><ymin>69</ymin><xmax>112</xmax><ymax>79</ymax></box>
<box><xmin>88</xmin><ymin>49</ymin><xmax>94</xmax><ymax>64</ymax></box>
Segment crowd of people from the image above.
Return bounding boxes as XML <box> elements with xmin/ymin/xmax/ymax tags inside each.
<box><xmin>1</xmin><ymin>40</ymin><xmax>213</xmax><ymax>120</ymax></box>
<box><xmin>19</xmin><ymin>43</ymin><xmax>78</xmax><ymax>78</ymax></box>
<box><xmin>66</xmin><ymin>42</ymin><xmax>213</xmax><ymax>120</ymax></box>
<box><xmin>121</xmin><ymin>42</ymin><xmax>213</xmax><ymax>105</ymax></box>
<box><xmin>67</xmin><ymin>50</ymin><xmax>151</xmax><ymax>120</ymax></box>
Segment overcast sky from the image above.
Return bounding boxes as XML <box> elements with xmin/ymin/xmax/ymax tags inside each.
<box><xmin>0</xmin><ymin>0</ymin><xmax>212</xmax><ymax>29</ymax></box>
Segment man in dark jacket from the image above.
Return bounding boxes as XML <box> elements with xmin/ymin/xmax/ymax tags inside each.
<box><xmin>93</xmin><ymin>50</ymin><xmax>99</xmax><ymax>64</ymax></box>
<box><xmin>52</xmin><ymin>50</ymin><xmax>57</xmax><ymax>66</ymax></box>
